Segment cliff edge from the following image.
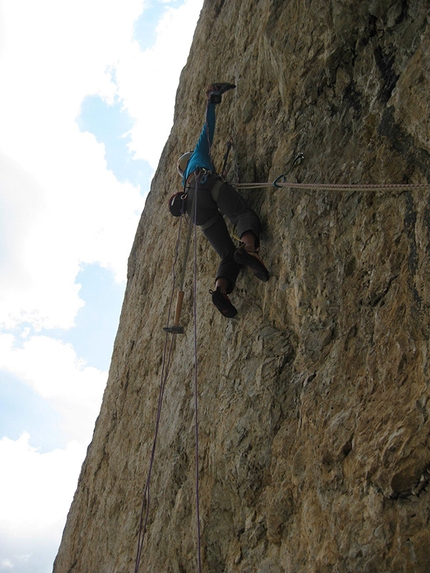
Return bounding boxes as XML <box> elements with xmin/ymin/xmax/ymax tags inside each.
<box><xmin>54</xmin><ymin>1</ymin><xmax>430</xmax><ymax>571</ymax></box>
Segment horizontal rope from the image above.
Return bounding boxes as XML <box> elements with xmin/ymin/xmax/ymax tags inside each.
<box><xmin>233</xmin><ymin>180</ymin><xmax>430</xmax><ymax>192</ymax></box>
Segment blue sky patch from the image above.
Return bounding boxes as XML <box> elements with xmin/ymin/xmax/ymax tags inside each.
<box><xmin>0</xmin><ymin>372</ymin><xmax>64</xmax><ymax>451</ymax></box>
<box><xmin>70</xmin><ymin>263</ymin><xmax>125</xmax><ymax>370</ymax></box>
<box><xmin>134</xmin><ymin>0</ymin><xmax>183</xmax><ymax>51</ymax></box>
<box><xmin>77</xmin><ymin>95</ymin><xmax>152</xmax><ymax>188</ymax></box>
<box><xmin>0</xmin><ymin>267</ymin><xmax>124</xmax><ymax>450</ymax></box>
<box><xmin>40</xmin><ymin>263</ymin><xmax>125</xmax><ymax>371</ymax></box>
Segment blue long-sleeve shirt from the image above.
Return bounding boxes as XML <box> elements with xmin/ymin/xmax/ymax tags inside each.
<box><xmin>182</xmin><ymin>102</ymin><xmax>216</xmax><ymax>186</ymax></box>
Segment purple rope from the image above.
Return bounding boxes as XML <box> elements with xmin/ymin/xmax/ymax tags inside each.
<box><xmin>134</xmin><ymin>171</ymin><xmax>203</xmax><ymax>573</ymax></box>
<box><xmin>134</xmin><ymin>215</ymin><xmax>184</xmax><ymax>573</ymax></box>
<box><xmin>192</xmin><ymin>176</ymin><xmax>202</xmax><ymax>573</ymax></box>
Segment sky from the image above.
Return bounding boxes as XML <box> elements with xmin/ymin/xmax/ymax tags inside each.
<box><xmin>0</xmin><ymin>1</ymin><xmax>203</xmax><ymax>571</ymax></box>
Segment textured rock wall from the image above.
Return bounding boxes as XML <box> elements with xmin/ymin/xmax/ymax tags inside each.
<box><xmin>54</xmin><ymin>1</ymin><xmax>430</xmax><ymax>572</ymax></box>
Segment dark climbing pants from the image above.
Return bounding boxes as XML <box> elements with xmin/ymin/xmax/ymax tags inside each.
<box><xmin>186</xmin><ymin>172</ymin><xmax>261</xmax><ymax>293</ymax></box>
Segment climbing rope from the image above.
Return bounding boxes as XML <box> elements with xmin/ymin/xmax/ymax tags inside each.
<box><xmin>278</xmin><ymin>181</ymin><xmax>430</xmax><ymax>191</ymax></box>
<box><xmin>134</xmin><ymin>179</ymin><xmax>203</xmax><ymax>573</ymax></box>
<box><xmin>133</xmin><ymin>214</ymin><xmax>185</xmax><ymax>572</ymax></box>
<box><xmin>221</xmin><ymin>150</ymin><xmax>429</xmax><ymax>192</ymax></box>
<box><xmin>234</xmin><ymin>177</ymin><xmax>430</xmax><ymax>192</ymax></box>
<box><xmin>133</xmin><ymin>332</ymin><xmax>175</xmax><ymax>573</ymax></box>
<box><xmin>192</xmin><ymin>178</ymin><xmax>202</xmax><ymax>573</ymax></box>
<box><xmin>217</xmin><ymin>146</ymin><xmax>429</xmax><ymax>192</ymax></box>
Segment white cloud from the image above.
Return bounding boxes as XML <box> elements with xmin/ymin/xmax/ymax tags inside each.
<box><xmin>116</xmin><ymin>0</ymin><xmax>203</xmax><ymax>168</ymax></box>
<box><xmin>0</xmin><ymin>434</ymin><xmax>85</xmax><ymax>533</ymax></box>
<box><xmin>0</xmin><ymin>434</ymin><xmax>86</xmax><ymax>571</ymax></box>
<box><xmin>0</xmin><ymin>0</ymin><xmax>202</xmax><ymax>332</ymax></box>
<box><xmin>0</xmin><ymin>334</ymin><xmax>106</xmax><ymax>443</ymax></box>
<box><xmin>0</xmin><ymin>1</ymin><xmax>203</xmax><ymax>571</ymax></box>
<box><xmin>0</xmin><ymin>1</ymin><xmax>148</xmax><ymax>330</ymax></box>
<box><xmin>0</xmin><ymin>139</ymin><xmax>143</xmax><ymax>330</ymax></box>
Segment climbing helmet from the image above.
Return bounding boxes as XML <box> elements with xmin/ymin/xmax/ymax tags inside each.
<box><xmin>177</xmin><ymin>151</ymin><xmax>193</xmax><ymax>177</ymax></box>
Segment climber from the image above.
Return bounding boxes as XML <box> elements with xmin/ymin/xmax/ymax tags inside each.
<box><xmin>170</xmin><ymin>82</ymin><xmax>269</xmax><ymax>318</ymax></box>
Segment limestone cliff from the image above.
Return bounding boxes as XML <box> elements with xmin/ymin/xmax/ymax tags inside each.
<box><xmin>54</xmin><ymin>1</ymin><xmax>430</xmax><ymax>572</ymax></box>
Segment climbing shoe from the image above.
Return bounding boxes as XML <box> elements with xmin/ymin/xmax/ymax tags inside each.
<box><xmin>210</xmin><ymin>288</ymin><xmax>237</xmax><ymax>318</ymax></box>
<box><xmin>207</xmin><ymin>83</ymin><xmax>236</xmax><ymax>104</ymax></box>
<box><xmin>234</xmin><ymin>246</ymin><xmax>270</xmax><ymax>282</ymax></box>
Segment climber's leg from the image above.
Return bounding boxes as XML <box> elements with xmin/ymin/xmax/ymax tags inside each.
<box><xmin>202</xmin><ymin>214</ymin><xmax>243</xmax><ymax>294</ymax></box>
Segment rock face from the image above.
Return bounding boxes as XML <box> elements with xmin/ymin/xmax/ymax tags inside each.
<box><xmin>54</xmin><ymin>1</ymin><xmax>430</xmax><ymax>572</ymax></box>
